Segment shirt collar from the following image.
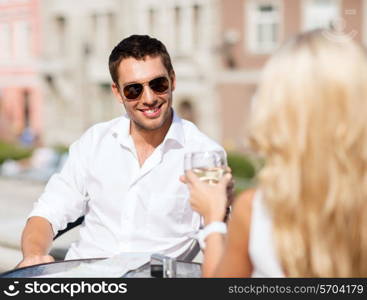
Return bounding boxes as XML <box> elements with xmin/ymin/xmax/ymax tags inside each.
<box><xmin>110</xmin><ymin>114</ymin><xmax>132</xmax><ymax>148</ymax></box>
<box><xmin>162</xmin><ymin>110</ymin><xmax>185</xmax><ymax>148</ymax></box>
<box><xmin>110</xmin><ymin>110</ymin><xmax>185</xmax><ymax>149</ymax></box>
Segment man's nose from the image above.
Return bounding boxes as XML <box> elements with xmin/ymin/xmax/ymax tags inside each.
<box><xmin>141</xmin><ymin>85</ymin><xmax>157</xmax><ymax>105</ymax></box>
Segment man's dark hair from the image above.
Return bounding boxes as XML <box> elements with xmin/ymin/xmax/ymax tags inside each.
<box><xmin>109</xmin><ymin>35</ymin><xmax>174</xmax><ymax>85</ymax></box>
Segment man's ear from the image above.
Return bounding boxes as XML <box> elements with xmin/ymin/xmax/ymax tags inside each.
<box><xmin>111</xmin><ymin>82</ymin><xmax>124</xmax><ymax>104</ymax></box>
<box><xmin>170</xmin><ymin>72</ymin><xmax>176</xmax><ymax>92</ymax></box>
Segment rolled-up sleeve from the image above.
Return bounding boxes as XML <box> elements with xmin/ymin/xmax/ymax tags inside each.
<box><xmin>28</xmin><ymin>135</ymin><xmax>90</xmax><ymax>236</ymax></box>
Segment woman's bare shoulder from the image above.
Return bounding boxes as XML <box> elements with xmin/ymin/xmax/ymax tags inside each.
<box><xmin>233</xmin><ymin>188</ymin><xmax>256</xmax><ymax>214</ymax></box>
<box><xmin>226</xmin><ymin>188</ymin><xmax>257</xmax><ymax>233</ymax></box>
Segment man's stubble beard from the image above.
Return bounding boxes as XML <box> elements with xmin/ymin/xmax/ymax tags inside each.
<box><xmin>132</xmin><ymin>107</ymin><xmax>173</xmax><ymax>132</ymax></box>
<box><xmin>126</xmin><ymin>92</ymin><xmax>173</xmax><ymax>133</ymax></box>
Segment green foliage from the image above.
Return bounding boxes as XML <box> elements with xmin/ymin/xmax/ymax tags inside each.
<box><xmin>0</xmin><ymin>141</ymin><xmax>33</xmax><ymax>165</ymax></box>
<box><xmin>227</xmin><ymin>152</ymin><xmax>256</xmax><ymax>179</ymax></box>
<box><xmin>53</xmin><ymin>144</ymin><xmax>69</xmax><ymax>154</ymax></box>
<box><xmin>227</xmin><ymin>152</ymin><xmax>261</xmax><ymax>195</ymax></box>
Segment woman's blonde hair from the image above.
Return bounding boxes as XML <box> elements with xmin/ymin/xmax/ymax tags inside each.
<box><xmin>250</xmin><ymin>30</ymin><xmax>367</xmax><ymax>277</ymax></box>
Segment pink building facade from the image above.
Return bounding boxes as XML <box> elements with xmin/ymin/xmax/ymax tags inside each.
<box><xmin>0</xmin><ymin>0</ymin><xmax>42</xmax><ymax>145</ymax></box>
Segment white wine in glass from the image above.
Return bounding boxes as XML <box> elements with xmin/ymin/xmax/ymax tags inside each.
<box><xmin>192</xmin><ymin>167</ymin><xmax>226</xmax><ymax>184</ymax></box>
<box><xmin>184</xmin><ymin>151</ymin><xmax>227</xmax><ymax>185</ymax></box>
<box><xmin>184</xmin><ymin>150</ymin><xmax>230</xmax><ymax>226</ymax></box>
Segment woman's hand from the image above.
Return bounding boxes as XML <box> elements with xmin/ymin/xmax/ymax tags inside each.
<box><xmin>180</xmin><ymin>171</ymin><xmax>232</xmax><ymax>225</ymax></box>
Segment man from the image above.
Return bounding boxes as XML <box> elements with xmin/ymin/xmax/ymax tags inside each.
<box><xmin>17</xmin><ymin>35</ymin><xmax>225</xmax><ymax>268</ymax></box>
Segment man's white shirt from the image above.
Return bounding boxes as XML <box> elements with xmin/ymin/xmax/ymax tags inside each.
<box><xmin>29</xmin><ymin>111</ymin><xmax>225</xmax><ymax>259</ymax></box>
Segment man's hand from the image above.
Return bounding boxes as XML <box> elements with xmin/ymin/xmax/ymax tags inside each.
<box><xmin>18</xmin><ymin>216</ymin><xmax>55</xmax><ymax>269</ymax></box>
<box><xmin>16</xmin><ymin>254</ymin><xmax>55</xmax><ymax>269</ymax></box>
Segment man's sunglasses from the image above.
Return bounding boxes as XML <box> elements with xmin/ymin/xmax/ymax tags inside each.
<box><xmin>121</xmin><ymin>76</ymin><xmax>170</xmax><ymax>100</ymax></box>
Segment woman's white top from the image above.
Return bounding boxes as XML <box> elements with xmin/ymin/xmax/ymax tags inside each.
<box><xmin>248</xmin><ymin>191</ymin><xmax>285</xmax><ymax>277</ymax></box>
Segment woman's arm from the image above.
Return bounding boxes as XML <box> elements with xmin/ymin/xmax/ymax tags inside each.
<box><xmin>211</xmin><ymin>189</ymin><xmax>255</xmax><ymax>277</ymax></box>
<box><xmin>181</xmin><ymin>171</ymin><xmax>255</xmax><ymax>277</ymax></box>
<box><xmin>180</xmin><ymin>171</ymin><xmax>230</xmax><ymax>276</ymax></box>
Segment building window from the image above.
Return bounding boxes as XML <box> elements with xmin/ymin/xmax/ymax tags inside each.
<box><xmin>0</xmin><ymin>23</ymin><xmax>11</xmax><ymax>60</ymax></box>
<box><xmin>148</xmin><ymin>8</ymin><xmax>156</xmax><ymax>36</ymax></box>
<box><xmin>23</xmin><ymin>90</ymin><xmax>31</xmax><ymax>127</ymax></box>
<box><xmin>178</xmin><ymin>100</ymin><xmax>196</xmax><ymax>123</ymax></box>
<box><xmin>14</xmin><ymin>21</ymin><xmax>31</xmax><ymax>59</ymax></box>
<box><xmin>91</xmin><ymin>13</ymin><xmax>97</xmax><ymax>32</ymax></box>
<box><xmin>98</xmin><ymin>83</ymin><xmax>114</xmax><ymax>120</ymax></box>
<box><xmin>55</xmin><ymin>16</ymin><xmax>66</xmax><ymax>55</ymax></box>
<box><xmin>107</xmin><ymin>12</ymin><xmax>116</xmax><ymax>48</ymax></box>
<box><xmin>193</xmin><ymin>4</ymin><xmax>201</xmax><ymax>49</ymax></box>
<box><xmin>246</xmin><ymin>0</ymin><xmax>282</xmax><ymax>54</ymax></box>
<box><xmin>174</xmin><ymin>6</ymin><xmax>181</xmax><ymax>54</ymax></box>
<box><xmin>91</xmin><ymin>13</ymin><xmax>112</xmax><ymax>56</ymax></box>
<box><xmin>303</xmin><ymin>0</ymin><xmax>340</xmax><ymax>30</ymax></box>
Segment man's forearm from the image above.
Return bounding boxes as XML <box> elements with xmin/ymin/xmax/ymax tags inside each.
<box><xmin>21</xmin><ymin>216</ymin><xmax>54</xmax><ymax>257</ymax></box>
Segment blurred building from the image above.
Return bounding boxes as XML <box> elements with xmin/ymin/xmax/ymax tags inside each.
<box><xmin>39</xmin><ymin>0</ymin><xmax>221</xmax><ymax>145</ymax></box>
<box><xmin>217</xmin><ymin>0</ymin><xmax>365</xmax><ymax>150</ymax></box>
<box><xmin>0</xmin><ymin>0</ymin><xmax>42</xmax><ymax>145</ymax></box>
<box><xmin>2</xmin><ymin>0</ymin><xmax>365</xmax><ymax>149</ymax></box>
<box><xmin>39</xmin><ymin>0</ymin><xmax>124</xmax><ymax>145</ymax></box>
<box><xmin>132</xmin><ymin>0</ymin><xmax>221</xmax><ymax>141</ymax></box>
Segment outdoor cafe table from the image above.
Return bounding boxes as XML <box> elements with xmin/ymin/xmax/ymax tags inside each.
<box><xmin>0</xmin><ymin>255</ymin><xmax>202</xmax><ymax>278</ymax></box>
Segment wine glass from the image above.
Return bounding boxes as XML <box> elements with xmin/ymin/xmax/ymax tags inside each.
<box><xmin>184</xmin><ymin>151</ymin><xmax>227</xmax><ymax>185</ymax></box>
<box><xmin>184</xmin><ymin>150</ymin><xmax>229</xmax><ymax>230</ymax></box>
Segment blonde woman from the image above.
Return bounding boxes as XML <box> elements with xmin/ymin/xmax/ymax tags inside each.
<box><xmin>181</xmin><ymin>29</ymin><xmax>367</xmax><ymax>277</ymax></box>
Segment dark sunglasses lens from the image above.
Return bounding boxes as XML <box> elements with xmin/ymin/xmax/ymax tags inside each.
<box><xmin>149</xmin><ymin>77</ymin><xmax>169</xmax><ymax>93</ymax></box>
<box><xmin>123</xmin><ymin>84</ymin><xmax>143</xmax><ymax>99</ymax></box>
